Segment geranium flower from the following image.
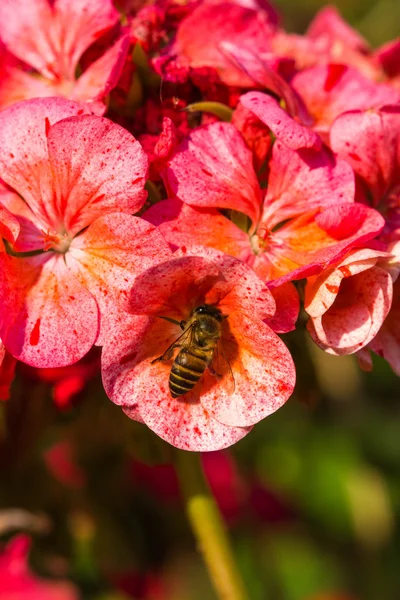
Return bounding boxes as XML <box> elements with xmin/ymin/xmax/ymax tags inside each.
<box><xmin>271</xmin><ymin>6</ymin><xmax>381</xmax><ymax>80</ymax></box>
<box><xmin>0</xmin><ymin>0</ymin><xmax>129</xmax><ymax>112</ymax></box>
<box><xmin>0</xmin><ymin>535</ymin><xmax>78</xmax><ymax>600</ymax></box>
<box><xmin>0</xmin><ymin>98</ymin><xmax>170</xmax><ymax>367</ymax></box>
<box><xmin>305</xmin><ymin>248</ymin><xmax>393</xmax><ymax>354</ymax></box>
<box><xmin>330</xmin><ymin>105</ymin><xmax>400</xmax><ymax>239</ymax></box>
<box><xmin>145</xmin><ymin>121</ymin><xmax>384</xmax><ymax>287</ymax></box>
<box><xmin>102</xmin><ymin>247</ymin><xmax>296</xmax><ymax>451</ymax></box>
<box><xmin>292</xmin><ymin>65</ymin><xmax>400</xmax><ymax>136</ymax></box>
<box><xmin>358</xmin><ymin>277</ymin><xmax>400</xmax><ymax>375</ymax></box>
<box><xmin>153</xmin><ymin>1</ymin><xmax>278</xmax><ymax>87</ymax></box>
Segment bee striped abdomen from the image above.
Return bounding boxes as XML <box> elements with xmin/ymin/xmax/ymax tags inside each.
<box><xmin>169</xmin><ymin>348</ymin><xmax>211</xmax><ymax>398</ymax></box>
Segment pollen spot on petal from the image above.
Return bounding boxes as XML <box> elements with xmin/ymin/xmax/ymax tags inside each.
<box><xmin>325</xmin><ymin>284</ymin><xmax>339</xmax><ymax>294</ymax></box>
<box><xmin>30</xmin><ymin>319</ymin><xmax>41</xmax><ymax>346</ymax></box>
<box><xmin>44</xmin><ymin>117</ymin><xmax>51</xmax><ymax>137</ymax></box>
<box><xmin>131</xmin><ymin>178</ymin><xmax>141</xmax><ymax>185</ymax></box>
<box><xmin>194</xmin><ymin>426</ymin><xmax>201</xmax><ymax>436</ymax></box>
<box><xmin>348</xmin><ymin>152</ymin><xmax>361</xmax><ymax>161</ymax></box>
<box><xmin>339</xmin><ymin>266</ymin><xmax>352</xmax><ymax>277</ymax></box>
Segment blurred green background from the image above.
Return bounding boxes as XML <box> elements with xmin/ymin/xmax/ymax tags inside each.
<box><xmin>276</xmin><ymin>0</ymin><xmax>400</xmax><ymax>46</ymax></box>
<box><xmin>1</xmin><ymin>1</ymin><xmax>400</xmax><ymax>599</ymax></box>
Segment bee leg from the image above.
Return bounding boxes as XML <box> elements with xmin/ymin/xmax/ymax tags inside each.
<box><xmin>151</xmin><ymin>345</ymin><xmax>176</xmax><ymax>364</ymax></box>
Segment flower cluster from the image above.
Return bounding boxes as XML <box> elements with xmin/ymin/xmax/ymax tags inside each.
<box><xmin>0</xmin><ymin>0</ymin><xmax>399</xmax><ymax>451</ymax></box>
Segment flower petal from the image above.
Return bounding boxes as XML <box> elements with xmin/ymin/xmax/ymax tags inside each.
<box><xmin>67</xmin><ymin>213</ymin><xmax>172</xmax><ymax>345</ymax></box>
<box><xmin>265</xmin><ymin>282</ymin><xmax>300</xmax><ymax>333</ymax></box>
<box><xmin>292</xmin><ymin>65</ymin><xmax>400</xmax><ymax>134</ymax></box>
<box><xmin>262</xmin><ymin>140</ymin><xmax>355</xmax><ymax>227</ymax></box>
<box><xmin>47</xmin><ymin>115</ymin><xmax>148</xmax><ymax>235</ymax></box>
<box><xmin>165</xmin><ymin>122</ymin><xmax>262</xmax><ymax>223</ymax></box>
<box><xmin>72</xmin><ymin>33</ymin><xmax>130</xmax><ymax>106</ymax></box>
<box><xmin>305</xmin><ymin>248</ymin><xmax>388</xmax><ymax>318</ymax></box>
<box><xmin>126</xmin><ymin>255</ymin><xmax>222</xmax><ymax>319</ymax></box>
<box><xmin>330</xmin><ymin>106</ymin><xmax>400</xmax><ymax>207</ymax></box>
<box><xmin>0</xmin><ymin>97</ymin><xmax>90</xmax><ymax>231</ymax></box>
<box><xmin>266</xmin><ymin>203</ymin><xmax>385</xmax><ymax>285</ymax></box>
<box><xmin>0</xmin><ymin>0</ymin><xmax>57</xmax><ymax>79</ymax></box>
<box><xmin>177</xmin><ymin>246</ymin><xmax>276</xmax><ymax>321</ymax></box>
<box><xmin>166</xmin><ymin>2</ymin><xmax>276</xmax><ymax>87</ymax></box>
<box><xmin>200</xmin><ymin>311</ymin><xmax>295</xmax><ymax>427</ymax></box>
<box><xmin>239</xmin><ymin>91</ymin><xmax>321</xmax><ymax>150</ymax></box>
<box><xmin>0</xmin><ymin>188</ymin><xmax>20</xmax><ymax>245</ymax></box>
<box><xmin>0</xmin><ymin>253</ymin><xmax>98</xmax><ymax>367</ymax></box>
<box><xmin>307</xmin><ymin>265</ymin><xmax>393</xmax><ymax>354</ymax></box>
<box><xmin>101</xmin><ymin>314</ymin><xmax>251</xmax><ymax>451</ymax></box>
<box><xmin>368</xmin><ymin>278</ymin><xmax>400</xmax><ymax>374</ymax></box>
<box><xmin>53</xmin><ymin>0</ymin><xmax>120</xmax><ymax>80</ymax></box>
<box><xmin>143</xmin><ymin>199</ymin><xmax>249</xmax><ymax>257</ymax></box>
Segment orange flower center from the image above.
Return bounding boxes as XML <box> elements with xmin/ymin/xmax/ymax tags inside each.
<box><xmin>41</xmin><ymin>229</ymin><xmax>71</xmax><ymax>253</ymax></box>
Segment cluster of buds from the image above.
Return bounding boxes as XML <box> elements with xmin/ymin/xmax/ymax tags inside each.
<box><xmin>0</xmin><ymin>0</ymin><xmax>399</xmax><ymax>451</ymax></box>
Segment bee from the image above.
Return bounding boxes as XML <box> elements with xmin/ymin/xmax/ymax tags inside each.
<box><xmin>152</xmin><ymin>304</ymin><xmax>235</xmax><ymax>398</ymax></box>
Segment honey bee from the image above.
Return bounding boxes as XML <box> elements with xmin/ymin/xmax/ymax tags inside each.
<box><xmin>152</xmin><ymin>304</ymin><xmax>235</xmax><ymax>398</ymax></box>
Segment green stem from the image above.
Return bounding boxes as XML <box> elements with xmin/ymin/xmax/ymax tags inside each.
<box><xmin>175</xmin><ymin>451</ymin><xmax>248</xmax><ymax>600</ymax></box>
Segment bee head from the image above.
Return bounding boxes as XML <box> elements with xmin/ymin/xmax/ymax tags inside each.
<box><xmin>193</xmin><ymin>304</ymin><xmax>223</xmax><ymax>322</ymax></box>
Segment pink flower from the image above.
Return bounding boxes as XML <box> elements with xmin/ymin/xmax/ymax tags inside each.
<box><xmin>0</xmin><ymin>98</ymin><xmax>170</xmax><ymax>367</ymax></box>
<box><xmin>0</xmin><ymin>0</ymin><xmax>129</xmax><ymax>112</ymax></box>
<box><xmin>238</xmin><ymin>91</ymin><xmax>320</xmax><ymax>151</ymax></box>
<box><xmin>330</xmin><ymin>105</ymin><xmax>400</xmax><ymax>240</ymax></box>
<box><xmin>0</xmin><ymin>535</ymin><xmax>78</xmax><ymax>600</ymax></box>
<box><xmin>0</xmin><ymin>340</ymin><xmax>16</xmax><ymax>400</ymax></box>
<box><xmin>292</xmin><ymin>65</ymin><xmax>400</xmax><ymax>136</ymax></box>
<box><xmin>305</xmin><ymin>248</ymin><xmax>393</xmax><ymax>355</ymax></box>
<box><xmin>271</xmin><ymin>6</ymin><xmax>381</xmax><ymax>80</ymax></box>
<box><xmin>102</xmin><ymin>247</ymin><xmax>295</xmax><ymax>451</ymax></box>
<box><xmin>145</xmin><ymin>122</ymin><xmax>383</xmax><ymax>291</ymax></box>
<box><xmin>153</xmin><ymin>1</ymin><xmax>277</xmax><ymax>87</ymax></box>
<box><xmin>359</xmin><ymin>277</ymin><xmax>400</xmax><ymax>375</ymax></box>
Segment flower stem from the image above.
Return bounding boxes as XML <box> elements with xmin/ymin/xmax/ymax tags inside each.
<box><xmin>175</xmin><ymin>451</ymin><xmax>248</xmax><ymax>600</ymax></box>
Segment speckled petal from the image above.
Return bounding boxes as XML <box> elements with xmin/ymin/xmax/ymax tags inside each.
<box><xmin>307</xmin><ymin>265</ymin><xmax>392</xmax><ymax>354</ymax></box>
<box><xmin>143</xmin><ymin>199</ymin><xmax>249</xmax><ymax>258</ymax></box>
<box><xmin>72</xmin><ymin>34</ymin><xmax>130</xmax><ymax>106</ymax></box>
<box><xmin>165</xmin><ymin>122</ymin><xmax>262</xmax><ymax>224</ymax></box>
<box><xmin>240</xmin><ymin>91</ymin><xmax>321</xmax><ymax>150</ymax></box>
<box><xmin>67</xmin><ymin>213</ymin><xmax>172</xmax><ymax>345</ymax></box>
<box><xmin>0</xmin><ymin>253</ymin><xmax>98</xmax><ymax>367</ymax></box>
<box><xmin>262</xmin><ymin>140</ymin><xmax>355</xmax><ymax>227</ymax></box>
<box><xmin>0</xmin><ymin>98</ymin><xmax>89</xmax><ymax>231</ymax></box>
<box><xmin>330</xmin><ymin>106</ymin><xmax>400</xmax><ymax>206</ymax></box>
<box><xmin>101</xmin><ymin>314</ymin><xmax>251</xmax><ymax>451</ymax></box>
<box><xmin>199</xmin><ymin>311</ymin><xmax>295</xmax><ymax>427</ymax></box>
<box><xmin>47</xmin><ymin>115</ymin><xmax>148</xmax><ymax>236</ymax></box>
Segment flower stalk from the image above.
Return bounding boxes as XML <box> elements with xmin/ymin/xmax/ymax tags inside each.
<box><xmin>175</xmin><ymin>450</ymin><xmax>248</xmax><ymax>600</ymax></box>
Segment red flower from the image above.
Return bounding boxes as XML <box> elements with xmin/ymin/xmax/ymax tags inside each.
<box><xmin>0</xmin><ymin>0</ymin><xmax>129</xmax><ymax>112</ymax></box>
<box><xmin>145</xmin><ymin>122</ymin><xmax>383</xmax><ymax>287</ymax></box>
<box><xmin>102</xmin><ymin>247</ymin><xmax>295</xmax><ymax>451</ymax></box>
<box><xmin>0</xmin><ymin>98</ymin><xmax>170</xmax><ymax>367</ymax></box>
<box><xmin>305</xmin><ymin>248</ymin><xmax>393</xmax><ymax>355</ymax></box>
<box><xmin>0</xmin><ymin>535</ymin><xmax>78</xmax><ymax>600</ymax></box>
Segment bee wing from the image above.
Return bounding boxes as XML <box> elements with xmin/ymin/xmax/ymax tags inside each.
<box><xmin>208</xmin><ymin>341</ymin><xmax>235</xmax><ymax>396</ymax></box>
<box><xmin>152</xmin><ymin>323</ymin><xmax>195</xmax><ymax>363</ymax></box>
